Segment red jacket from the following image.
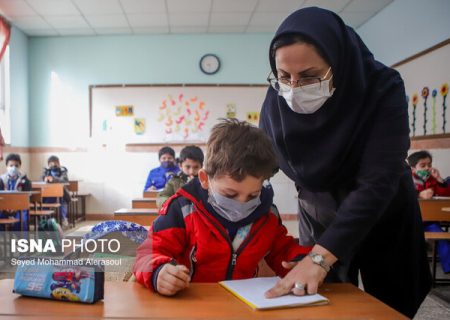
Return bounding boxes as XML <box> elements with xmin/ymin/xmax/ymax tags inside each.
<box><xmin>134</xmin><ymin>180</ymin><xmax>311</xmax><ymax>291</ymax></box>
<box><xmin>412</xmin><ymin>174</ymin><xmax>450</xmax><ymax>196</ymax></box>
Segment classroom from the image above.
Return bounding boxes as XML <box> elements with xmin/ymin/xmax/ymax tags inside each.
<box><xmin>0</xmin><ymin>0</ymin><xmax>450</xmax><ymax>319</ymax></box>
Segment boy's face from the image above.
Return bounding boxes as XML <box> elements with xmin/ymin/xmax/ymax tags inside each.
<box><xmin>48</xmin><ymin>161</ymin><xmax>60</xmax><ymax>169</ymax></box>
<box><xmin>413</xmin><ymin>157</ymin><xmax>432</xmax><ymax>173</ymax></box>
<box><xmin>198</xmin><ymin>169</ymin><xmax>263</xmax><ymax>204</ymax></box>
<box><xmin>7</xmin><ymin>160</ymin><xmax>21</xmax><ymax>170</ymax></box>
<box><xmin>180</xmin><ymin>159</ymin><xmax>202</xmax><ymax>178</ymax></box>
<box><xmin>159</xmin><ymin>154</ymin><xmax>175</xmax><ymax>163</ymax></box>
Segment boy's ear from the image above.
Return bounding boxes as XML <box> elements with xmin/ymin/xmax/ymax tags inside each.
<box><xmin>198</xmin><ymin>169</ymin><xmax>209</xmax><ymax>190</ymax></box>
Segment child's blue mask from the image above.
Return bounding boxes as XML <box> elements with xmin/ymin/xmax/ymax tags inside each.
<box><xmin>207</xmin><ymin>183</ymin><xmax>261</xmax><ymax>222</ymax></box>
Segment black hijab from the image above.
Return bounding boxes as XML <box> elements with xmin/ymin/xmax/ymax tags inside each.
<box><xmin>260</xmin><ymin>7</ymin><xmax>406</xmax><ymax>192</ymax></box>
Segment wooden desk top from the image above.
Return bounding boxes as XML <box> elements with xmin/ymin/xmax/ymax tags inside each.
<box><xmin>133</xmin><ymin>197</ymin><xmax>157</xmax><ymax>202</ymax></box>
<box><xmin>114</xmin><ymin>208</ymin><xmax>158</xmax><ymax>215</ymax></box>
<box><xmin>0</xmin><ymin>191</ymin><xmax>39</xmax><ymax>194</ymax></box>
<box><xmin>0</xmin><ymin>280</ymin><xmax>405</xmax><ymax>319</ymax></box>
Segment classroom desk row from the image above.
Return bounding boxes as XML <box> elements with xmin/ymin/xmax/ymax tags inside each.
<box><xmin>113</xmin><ymin>190</ymin><xmax>159</xmax><ymax>225</ymax></box>
<box><xmin>0</xmin><ymin>279</ymin><xmax>406</xmax><ymax>319</ymax></box>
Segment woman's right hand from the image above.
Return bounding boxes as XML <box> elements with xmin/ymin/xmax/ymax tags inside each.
<box><xmin>156</xmin><ymin>263</ymin><xmax>190</xmax><ymax>296</ymax></box>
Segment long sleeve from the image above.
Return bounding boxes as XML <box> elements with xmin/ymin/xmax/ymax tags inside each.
<box><xmin>318</xmin><ymin>84</ymin><xmax>411</xmax><ymax>261</ymax></box>
<box><xmin>133</xmin><ymin>199</ymin><xmax>187</xmax><ymax>290</ymax></box>
<box><xmin>265</xmin><ymin>214</ymin><xmax>312</xmax><ymax>277</ymax></box>
<box><xmin>157</xmin><ymin>179</ymin><xmax>177</xmax><ymax>208</ymax></box>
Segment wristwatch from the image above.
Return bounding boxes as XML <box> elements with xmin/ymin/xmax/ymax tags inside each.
<box><xmin>308</xmin><ymin>252</ymin><xmax>331</xmax><ymax>272</ymax></box>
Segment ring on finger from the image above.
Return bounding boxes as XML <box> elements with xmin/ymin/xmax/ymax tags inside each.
<box><xmin>294</xmin><ymin>282</ymin><xmax>305</xmax><ymax>290</ymax></box>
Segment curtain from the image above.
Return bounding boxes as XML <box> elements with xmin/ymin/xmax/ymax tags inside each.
<box><xmin>0</xmin><ymin>15</ymin><xmax>10</xmax><ymax>62</ymax></box>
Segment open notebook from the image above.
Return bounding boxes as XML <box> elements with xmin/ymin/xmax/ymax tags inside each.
<box><xmin>220</xmin><ymin>277</ymin><xmax>329</xmax><ymax>310</ymax></box>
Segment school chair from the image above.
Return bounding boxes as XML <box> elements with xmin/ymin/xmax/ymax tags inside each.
<box><xmin>29</xmin><ymin>188</ymin><xmax>56</xmax><ymax>231</ymax></box>
<box><xmin>67</xmin><ymin>181</ymin><xmax>79</xmax><ymax>228</ymax></box>
<box><xmin>39</xmin><ymin>183</ymin><xmax>64</xmax><ymax>224</ymax></box>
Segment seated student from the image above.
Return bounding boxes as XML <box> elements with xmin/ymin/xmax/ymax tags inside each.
<box><xmin>134</xmin><ymin>119</ymin><xmax>311</xmax><ymax>296</ymax></box>
<box><xmin>144</xmin><ymin>146</ymin><xmax>180</xmax><ymax>191</ymax></box>
<box><xmin>156</xmin><ymin>145</ymin><xmax>204</xmax><ymax>208</ymax></box>
<box><xmin>0</xmin><ymin>153</ymin><xmax>31</xmax><ymax>231</ymax></box>
<box><xmin>42</xmin><ymin>155</ymin><xmax>70</xmax><ymax>228</ymax></box>
<box><xmin>407</xmin><ymin>150</ymin><xmax>450</xmax><ymax>274</ymax></box>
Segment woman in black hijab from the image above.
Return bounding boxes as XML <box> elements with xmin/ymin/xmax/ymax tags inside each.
<box><xmin>260</xmin><ymin>7</ymin><xmax>431</xmax><ymax>318</ymax></box>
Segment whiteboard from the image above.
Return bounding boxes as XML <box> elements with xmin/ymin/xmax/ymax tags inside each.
<box><xmin>394</xmin><ymin>40</ymin><xmax>450</xmax><ymax>137</ymax></box>
<box><xmin>90</xmin><ymin>85</ymin><xmax>268</xmax><ymax>144</ymax></box>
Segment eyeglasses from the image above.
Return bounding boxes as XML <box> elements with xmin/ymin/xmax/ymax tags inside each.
<box><xmin>267</xmin><ymin>67</ymin><xmax>332</xmax><ymax>92</ymax></box>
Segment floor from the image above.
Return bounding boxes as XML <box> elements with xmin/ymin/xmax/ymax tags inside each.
<box><xmin>1</xmin><ymin>220</ymin><xmax>450</xmax><ymax>318</ymax></box>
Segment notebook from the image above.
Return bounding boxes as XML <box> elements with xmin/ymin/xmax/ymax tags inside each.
<box><xmin>220</xmin><ymin>277</ymin><xmax>329</xmax><ymax>310</ymax></box>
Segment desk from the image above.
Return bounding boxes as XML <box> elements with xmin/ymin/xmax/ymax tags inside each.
<box><xmin>419</xmin><ymin>197</ymin><xmax>450</xmax><ymax>221</ymax></box>
<box><xmin>143</xmin><ymin>190</ymin><xmax>158</xmax><ymax>198</ymax></box>
<box><xmin>0</xmin><ymin>280</ymin><xmax>405</xmax><ymax>319</ymax></box>
<box><xmin>114</xmin><ymin>208</ymin><xmax>158</xmax><ymax>226</ymax></box>
<box><xmin>132</xmin><ymin>198</ymin><xmax>157</xmax><ymax>209</ymax></box>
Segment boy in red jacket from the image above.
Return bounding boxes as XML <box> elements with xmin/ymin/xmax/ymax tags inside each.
<box><xmin>134</xmin><ymin>119</ymin><xmax>311</xmax><ymax>296</ymax></box>
<box><xmin>407</xmin><ymin>150</ymin><xmax>450</xmax><ymax>273</ymax></box>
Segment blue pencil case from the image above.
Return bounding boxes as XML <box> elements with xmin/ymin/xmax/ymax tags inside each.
<box><xmin>13</xmin><ymin>262</ymin><xmax>104</xmax><ymax>303</ymax></box>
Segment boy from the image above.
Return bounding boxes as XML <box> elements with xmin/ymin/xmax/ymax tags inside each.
<box><xmin>407</xmin><ymin>150</ymin><xmax>450</xmax><ymax>273</ymax></box>
<box><xmin>407</xmin><ymin>150</ymin><xmax>450</xmax><ymax>199</ymax></box>
<box><xmin>134</xmin><ymin>119</ymin><xmax>311</xmax><ymax>296</ymax></box>
<box><xmin>156</xmin><ymin>145</ymin><xmax>204</xmax><ymax>208</ymax></box>
<box><xmin>144</xmin><ymin>146</ymin><xmax>180</xmax><ymax>191</ymax></box>
<box><xmin>42</xmin><ymin>155</ymin><xmax>70</xmax><ymax>228</ymax></box>
<box><xmin>0</xmin><ymin>153</ymin><xmax>31</xmax><ymax>230</ymax></box>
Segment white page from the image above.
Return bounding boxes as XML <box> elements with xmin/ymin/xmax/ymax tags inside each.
<box><xmin>220</xmin><ymin>277</ymin><xmax>329</xmax><ymax>310</ymax></box>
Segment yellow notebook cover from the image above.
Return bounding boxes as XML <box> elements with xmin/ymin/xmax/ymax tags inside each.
<box><xmin>220</xmin><ymin>277</ymin><xmax>329</xmax><ymax>310</ymax></box>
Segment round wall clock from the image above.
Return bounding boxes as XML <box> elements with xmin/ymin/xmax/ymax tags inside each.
<box><xmin>199</xmin><ymin>54</ymin><xmax>221</xmax><ymax>75</ymax></box>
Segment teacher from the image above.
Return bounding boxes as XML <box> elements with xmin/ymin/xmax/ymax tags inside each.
<box><xmin>260</xmin><ymin>7</ymin><xmax>431</xmax><ymax>318</ymax></box>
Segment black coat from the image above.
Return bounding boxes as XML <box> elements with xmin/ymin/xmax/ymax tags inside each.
<box><xmin>260</xmin><ymin>7</ymin><xmax>431</xmax><ymax>318</ymax></box>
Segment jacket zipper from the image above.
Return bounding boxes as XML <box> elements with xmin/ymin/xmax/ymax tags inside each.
<box><xmin>189</xmin><ymin>245</ymin><xmax>197</xmax><ymax>280</ymax></box>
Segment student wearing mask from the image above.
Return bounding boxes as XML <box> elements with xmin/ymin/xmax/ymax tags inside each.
<box><xmin>144</xmin><ymin>146</ymin><xmax>180</xmax><ymax>191</ymax></box>
<box><xmin>0</xmin><ymin>153</ymin><xmax>31</xmax><ymax>230</ymax></box>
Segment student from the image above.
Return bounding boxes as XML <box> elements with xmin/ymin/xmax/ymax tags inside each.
<box><xmin>156</xmin><ymin>145</ymin><xmax>204</xmax><ymax>208</ymax></box>
<box><xmin>0</xmin><ymin>153</ymin><xmax>31</xmax><ymax>231</ymax></box>
<box><xmin>407</xmin><ymin>150</ymin><xmax>450</xmax><ymax>273</ymax></box>
<box><xmin>42</xmin><ymin>155</ymin><xmax>70</xmax><ymax>228</ymax></box>
<box><xmin>144</xmin><ymin>146</ymin><xmax>180</xmax><ymax>191</ymax></box>
<box><xmin>134</xmin><ymin>119</ymin><xmax>311</xmax><ymax>296</ymax></box>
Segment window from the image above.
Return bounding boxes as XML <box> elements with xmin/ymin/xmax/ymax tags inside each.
<box><xmin>0</xmin><ymin>45</ymin><xmax>10</xmax><ymax>144</ymax></box>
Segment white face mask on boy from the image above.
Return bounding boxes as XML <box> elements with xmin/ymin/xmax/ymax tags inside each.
<box><xmin>279</xmin><ymin>67</ymin><xmax>335</xmax><ymax>114</ymax></box>
<box><xmin>207</xmin><ymin>185</ymin><xmax>261</xmax><ymax>222</ymax></box>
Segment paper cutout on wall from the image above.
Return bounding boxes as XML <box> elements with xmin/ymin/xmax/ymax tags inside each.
<box><xmin>441</xmin><ymin>83</ymin><xmax>448</xmax><ymax>133</ymax></box>
<box><xmin>134</xmin><ymin>118</ymin><xmax>145</xmax><ymax>135</ymax></box>
<box><xmin>157</xmin><ymin>93</ymin><xmax>210</xmax><ymax>139</ymax></box>
<box><xmin>431</xmin><ymin>89</ymin><xmax>438</xmax><ymax>134</ymax></box>
<box><xmin>421</xmin><ymin>87</ymin><xmax>429</xmax><ymax>135</ymax></box>
<box><xmin>246</xmin><ymin>112</ymin><xmax>259</xmax><ymax>124</ymax></box>
<box><xmin>226</xmin><ymin>103</ymin><xmax>236</xmax><ymax>118</ymax></box>
<box><xmin>115</xmin><ymin>105</ymin><xmax>134</xmax><ymax>117</ymax></box>
<box><xmin>411</xmin><ymin>93</ymin><xmax>418</xmax><ymax>136</ymax></box>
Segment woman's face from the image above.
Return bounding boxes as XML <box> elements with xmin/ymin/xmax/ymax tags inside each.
<box><xmin>275</xmin><ymin>43</ymin><xmax>332</xmax><ymax>89</ymax></box>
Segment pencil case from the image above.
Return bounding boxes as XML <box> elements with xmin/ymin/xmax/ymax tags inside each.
<box><xmin>13</xmin><ymin>261</ymin><xmax>104</xmax><ymax>303</ymax></box>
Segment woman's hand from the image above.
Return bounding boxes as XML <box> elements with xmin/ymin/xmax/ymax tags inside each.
<box><xmin>265</xmin><ymin>245</ymin><xmax>336</xmax><ymax>298</ymax></box>
<box><xmin>156</xmin><ymin>263</ymin><xmax>190</xmax><ymax>296</ymax></box>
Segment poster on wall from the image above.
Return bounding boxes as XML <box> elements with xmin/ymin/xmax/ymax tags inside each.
<box><xmin>246</xmin><ymin>112</ymin><xmax>260</xmax><ymax>124</ymax></box>
<box><xmin>394</xmin><ymin>41</ymin><xmax>450</xmax><ymax>137</ymax></box>
<box><xmin>91</xmin><ymin>86</ymin><xmax>268</xmax><ymax>143</ymax></box>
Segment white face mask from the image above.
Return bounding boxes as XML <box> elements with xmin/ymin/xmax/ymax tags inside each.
<box><xmin>7</xmin><ymin>166</ymin><xmax>19</xmax><ymax>177</ymax></box>
<box><xmin>279</xmin><ymin>70</ymin><xmax>335</xmax><ymax>114</ymax></box>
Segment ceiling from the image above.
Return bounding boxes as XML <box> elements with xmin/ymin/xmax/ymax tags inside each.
<box><xmin>0</xmin><ymin>0</ymin><xmax>393</xmax><ymax>37</ymax></box>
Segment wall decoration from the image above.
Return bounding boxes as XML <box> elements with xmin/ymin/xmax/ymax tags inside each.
<box><xmin>394</xmin><ymin>39</ymin><xmax>450</xmax><ymax>138</ymax></box>
<box><xmin>246</xmin><ymin>112</ymin><xmax>259</xmax><ymax>124</ymax></box>
<box><xmin>115</xmin><ymin>105</ymin><xmax>134</xmax><ymax>117</ymax></box>
<box><xmin>134</xmin><ymin>118</ymin><xmax>145</xmax><ymax>135</ymax></box>
<box><xmin>226</xmin><ymin>103</ymin><xmax>236</xmax><ymax>118</ymax></box>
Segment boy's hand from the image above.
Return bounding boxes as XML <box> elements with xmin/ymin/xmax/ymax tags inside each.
<box><xmin>149</xmin><ymin>186</ymin><xmax>157</xmax><ymax>191</ymax></box>
<box><xmin>44</xmin><ymin>176</ymin><xmax>53</xmax><ymax>183</ymax></box>
<box><xmin>157</xmin><ymin>263</ymin><xmax>190</xmax><ymax>296</ymax></box>
<box><xmin>430</xmin><ymin>168</ymin><xmax>444</xmax><ymax>183</ymax></box>
<box><xmin>419</xmin><ymin>188</ymin><xmax>434</xmax><ymax>199</ymax></box>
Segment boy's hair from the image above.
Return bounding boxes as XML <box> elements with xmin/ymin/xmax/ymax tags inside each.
<box><xmin>48</xmin><ymin>155</ymin><xmax>60</xmax><ymax>164</ymax></box>
<box><xmin>205</xmin><ymin>118</ymin><xmax>278</xmax><ymax>181</ymax></box>
<box><xmin>407</xmin><ymin>150</ymin><xmax>432</xmax><ymax>167</ymax></box>
<box><xmin>6</xmin><ymin>153</ymin><xmax>21</xmax><ymax>166</ymax></box>
<box><xmin>179</xmin><ymin>145</ymin><xmax>204</xmax><ymax>165</ymax></box>
<box><xmin>158</xmin><ymin>146</ymin><xmax>175</xmax><ymax>159</ymax></box>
